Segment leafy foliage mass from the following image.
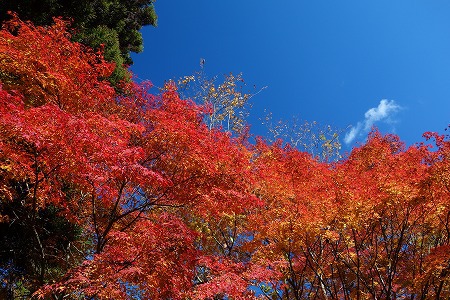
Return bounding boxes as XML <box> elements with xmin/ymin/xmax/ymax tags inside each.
<box><xmin>1</xmin><ymin>16</ymin><xmax>450</xmax><ymax>300</ymax></box>
<box><xmin>0</xmin><ymin>0</ymin><xmax>157</xmax><ymax>85</ymax></box>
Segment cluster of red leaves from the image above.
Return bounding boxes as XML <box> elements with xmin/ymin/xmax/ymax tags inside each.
<box><xmin>0</xmin><ymin>13</ymin><xmax>115</xmax><ymax>112</ymax></box>
<box><xmin>39</xmin><ymin>213</ymin><xmax>199</xmax><ymax>299</ymax></box>
<box><xmin>0</xmin><ymin>15</ymin><xmax>261</xmax><ymax>299</ymax></box>
<box><xmin>2</xmin><ymin>15</ymin><xmax>450</xmax><ymax>300</ymax></box>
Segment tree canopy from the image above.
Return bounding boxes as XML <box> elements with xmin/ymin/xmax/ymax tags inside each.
<box><xmin>1</xmin><ymin>15</ymin><xmax>450</xmax><ymax>300</ymax></box>
<box><xmin>0</xmin><ymin>0</ymin><xmax>157</xmax><ymax>85</ymax></box>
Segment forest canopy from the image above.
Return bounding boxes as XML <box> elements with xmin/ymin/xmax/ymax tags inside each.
<box><xmin>0</xmin><ymin>10</ymin><xmax>450</xmax><ymax>300</ymax></box>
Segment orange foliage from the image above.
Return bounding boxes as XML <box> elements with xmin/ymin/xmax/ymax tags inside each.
<box><xmin>249</xmin><ymin>132</ymin><xmax>450</xmax><ymax>299</ymax></box>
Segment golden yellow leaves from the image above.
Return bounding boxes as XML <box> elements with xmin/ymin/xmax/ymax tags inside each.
<box><xmin>175</xmin><ymin>70</ymin><xmax>264</xmax><ymax>134</ymax></box>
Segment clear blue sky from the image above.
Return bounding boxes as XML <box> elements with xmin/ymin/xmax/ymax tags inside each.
<box><xmin>131</xmin><ymin>1</ymin><xmax>450</xmax><ymax>151</ymax></box>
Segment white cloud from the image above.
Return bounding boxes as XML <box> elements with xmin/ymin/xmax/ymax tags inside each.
<box><xmin>344</xmin><ymin>99</ymin><xmax>401</xmax><ymax>145</ymax></box>
<box><xmin>344</xmin><ymin>122</ymin><xmax>362</xmax><ymax>144</ymax></box>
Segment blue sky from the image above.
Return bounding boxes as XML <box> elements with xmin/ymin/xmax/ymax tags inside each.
<box><xmin>131</xmin><ymin>1</ymin><xmax>450</xmax><ymax>151</ymax></box>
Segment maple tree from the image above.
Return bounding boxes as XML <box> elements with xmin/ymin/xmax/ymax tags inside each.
<box><xmin>0</xmin><ymin>16</ymin><xmax>260</xmax><ymax>299</ymax></box>
<box><xmin>1</xmin><ymin>14</ymin><xmax>450</xmax><ymax>300</ymax></box>
<box><xmin>247</xmin><ymin>131</ymin><xmax>450</xmax><ymax>299</ymax></box>
<box><xmin>0</xmin><ymin>0</ymin><xmax>157</xmax><ymax>85</ymax></box>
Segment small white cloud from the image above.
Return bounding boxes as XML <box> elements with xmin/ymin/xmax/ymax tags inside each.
<box><xmin>344</xmin><ymin>122</ymin><xmax>362</xmax><ymax>144</ymax></box>
<box><xmin>363</xmin><ymin>99</ymin><xmax>400</xmax><ymax>131</ymax></box>
<box><xmin>344</xmin><ymin>99</ymin><xmax>401</xmax><ymax>145</ymax></box>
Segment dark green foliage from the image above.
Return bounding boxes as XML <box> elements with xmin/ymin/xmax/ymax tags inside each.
<box><xmin>0</xmin><ymin>181</ymin><xmax>88</xmax><ymax>298</ymax></box>
<box><xmin>74</xmin><ymin>26</ymin><xmax>130</xmax><ymax>86</ymax></box>
<box><xmin>0</xmin><ymin>0</ymin><xmax>157</xmax><ymax>84</ymax></box>
<box><xmin>0</xmin><ymin>204</ymin><xmax>87</xmax><ymax>297</ymax></box>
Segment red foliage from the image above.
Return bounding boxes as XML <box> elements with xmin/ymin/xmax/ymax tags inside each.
<box><xmin>2</xmin><ymin>14</ymin><xmax>450</xmax><ymax>300</ymax></box>
<box><xmin>0</xmin><ymin>15</ymin><xmax>259</xmax><ymax>299</ymax></box>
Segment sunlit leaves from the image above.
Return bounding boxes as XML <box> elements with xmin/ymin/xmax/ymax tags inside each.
<box><xmin>0</xmin><ymin>14</ymin><xmax>115</xmax><ymax>111</ymax></box>
<box><xmin>3</xmin><ymin>14</ymin><xmax>450</xmax><ymax>300</ymax></box>
<box><xmin>248</xmin><ymin>130</ymin><xmax>450</xmax><ymax>299</ymax></box>
<box><xmin>262</xmin><ymin>113</ymin><xmax>342</xmax><ymax>162</ymax></box>
<box><xmin>177</xmin><ymin>68</ymin><xmax>265</xmax><ymax>134</ymax></box>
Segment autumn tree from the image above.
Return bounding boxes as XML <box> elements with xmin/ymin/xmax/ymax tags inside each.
<box><xmin>0</xmin><ymin>0</ymin><xmax>157</xmax><ymax>85</ymax></box>
<box><xmin>262</xmin><ymin>112</ymin><xmax>342</xmax><ymax>162</ymax></box>
<box><xmin>0</xmin><ymin>16</ymin><xmax>261</xmax><ymax>299</ymax></box>
<box><xmin>247</xmin><ymin>131</ymin><xmax>450</xmax><ymax>299</ymax></box>
<box><xmin>0</xmin><ymin>14</ymin><xmax>119</xmax><ymax>297</ymax></box>
<box><xmin>177</xmin><ymin>64</ymin><xmax>266</xmax><ymax>135</ymax></box>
